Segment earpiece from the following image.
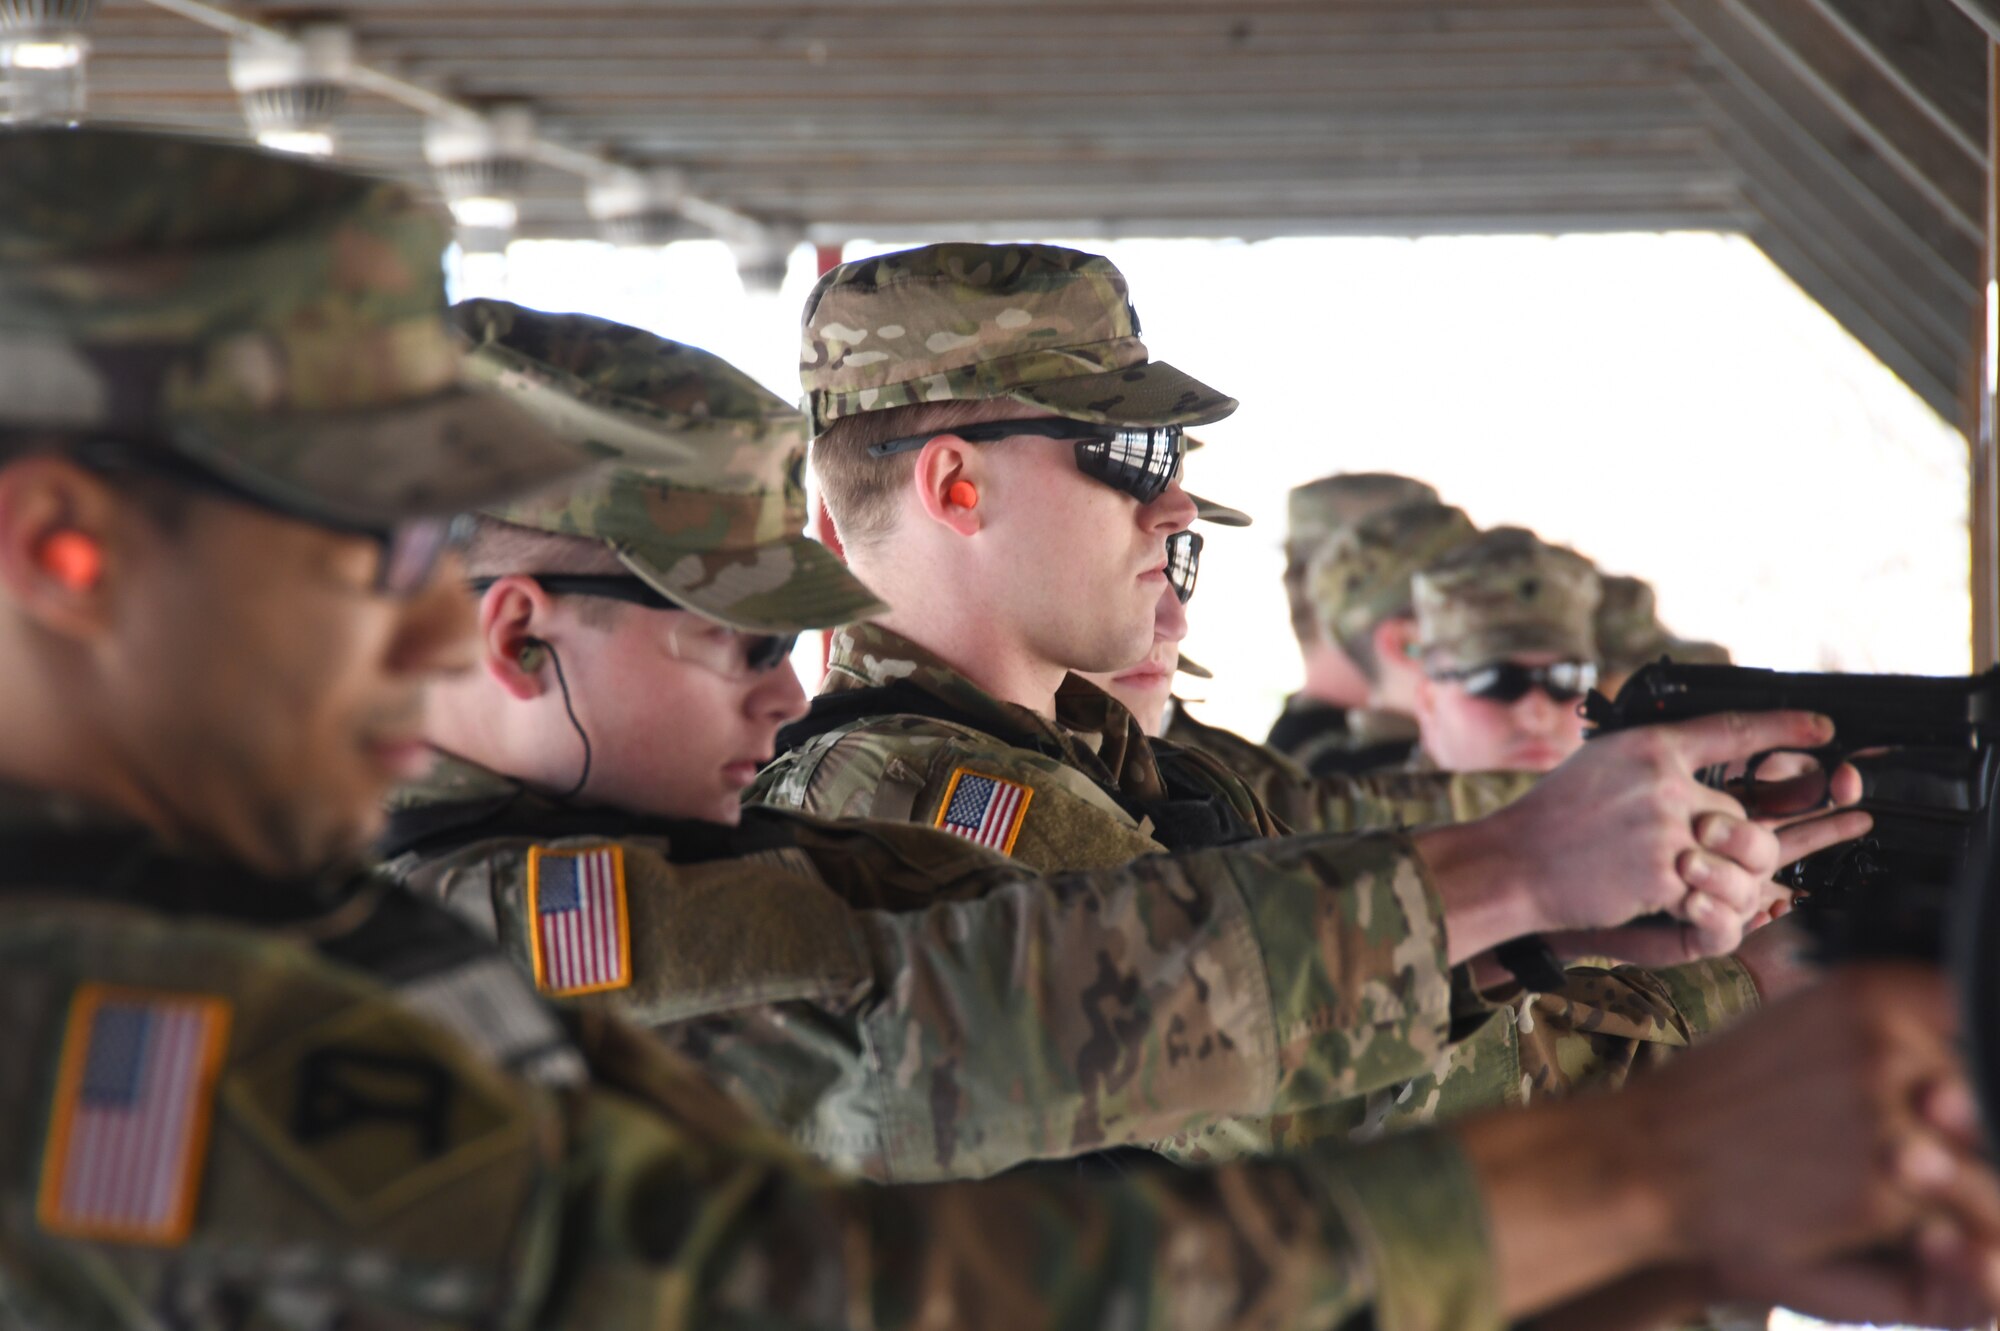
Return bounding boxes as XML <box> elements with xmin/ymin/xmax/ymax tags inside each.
<box><xmin>518</xmin><ymin>638</ymin><xmax>548</xmax><ymax>673</ymax></box>
<box><xmin>946</xmin><ymin>480</ymin><xmax>980</xmax><ymax>511</ymax></box>
<box><xmin>37</xmin><ymin>531</ymin><xmax>101</xmax><ymax>592</ymax></box>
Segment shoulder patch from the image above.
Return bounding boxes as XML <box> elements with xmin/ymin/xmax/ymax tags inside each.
<box><xmin>525</xmin><ymin>844</ymin><xmax>631</xmax><ymax>997</ymax></box>
<box><xmin>39</xmin><ymin>985</ymin><xmax>231</xmax><ymax>1246</ymax></box>
<box><xmin>221</xmin><ymin>998</ymin><xmax>531</xmax><ymax>1224</ymax></box>
<box><xmin>933</xmin><ymin>768</ymin><xmax>1033</xmax><ymax>855</ymax></box>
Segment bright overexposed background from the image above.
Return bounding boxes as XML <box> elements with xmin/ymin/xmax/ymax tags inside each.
<box><xmin>455</xmin><ymin>231</ymin><xmax>1971</xmax><ymax>740</ymax></box>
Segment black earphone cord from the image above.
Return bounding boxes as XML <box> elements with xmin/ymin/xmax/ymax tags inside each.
<box><xmin>532</xmin><ymin>638</ymin><xmax>594</xmax><ymax>802</ymax></box>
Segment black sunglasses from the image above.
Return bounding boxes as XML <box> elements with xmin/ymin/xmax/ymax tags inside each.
<box><xmin>1165</xmin><ymin>530</ymin><xmax>1201</xmax><ymax>604</ymax></box>
<box><xmin>1433</xmin><ymin>660</ymin><xmax>1599</xmax><ymax>705</ymax></box>
<box><xmin>70</xmin><ymin>437</ymin><xmax>466</xmax><ymax>599</ymax></box>
<box><xmin>866</xmin><ymin>419</ymin><xmax>1186</xmax><ymax>505</ymax></box>
<box><xmin>467</xmin><ymin>574</ymin><xmax>799</xmax><ymax>673</ymax></box>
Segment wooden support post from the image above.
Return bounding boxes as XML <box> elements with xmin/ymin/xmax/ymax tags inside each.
<box><xmin>1976</xmin><ymin>45</ymin><xmax>2000</xmax><ymax>669</ymax></box>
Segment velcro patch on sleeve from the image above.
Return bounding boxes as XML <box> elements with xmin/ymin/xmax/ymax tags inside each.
<box><xmin>932</xmin><ymin>768</ymin><xmax>1033</xmax><ymax>855</ymax></box>
<box><xmin>38</xmin><ymin>985</ymin><xmax>232</xmax><ymax>1246</ymax></box>
<box><xmin>526</xmin><ymin>844</ymin><xmax>630</xmax><ymax>997</ymax></box>
<box><xmin>221</xmin><ymin>1000</ymin><xmax>530</xmax><ymax>1225</ymax></box>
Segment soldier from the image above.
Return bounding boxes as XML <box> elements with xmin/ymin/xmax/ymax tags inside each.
<box><xmin>1</xmin><ymin>129</ymin><xmax>1995</xmax><ymax>1331</ymax></box>
<box><xmin>387</xmin><ymin>301</ymin><xmax>1702</xmax><ymax>1176</ymax></box>
<box><xmin>1271</xmin><ymin>471</ymin><xmax>1441</xmax><ymax>770</ymax></box>
<box><xmin>752</xmin><ymin>243</ymin><xmax>1829</xmax><ymax>972</ymax></box>
<box><xmin>1411</xmin><ymin>529</ymin><xmax>1602</xmax><ymax>775</ymax></box>
<box><xmin>1597</xmin><ymin>572</ymin><xmax>1732</xmax><ymax>699</ymax></box>
<box><xmin>1303</xmin><ymin>499</ymin><xmax>1482</xmax><ymax>773</ymax></box>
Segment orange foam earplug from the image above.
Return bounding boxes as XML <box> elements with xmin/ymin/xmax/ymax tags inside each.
<box><xmin>39</xmin><ymin>531</ymin><xmax>102</xmax><ymax>591</ymax></box>
<box><xmin>947</xmin><ymin>480</ymin><xmax>979</xmax><ymax>510</ymax></box>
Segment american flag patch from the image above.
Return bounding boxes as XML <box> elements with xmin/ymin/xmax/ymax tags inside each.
<box><xmin>527</xmin><ymin>845</ymin><xmax>630</xmax><ymax>997</ymax></box>
<box><xmin>38</xmin><ymin>986</ymin><xmax>230</xmax><ymax>1246</ymax></box>
<box><xmin>933</xmin><ymin>768</ymin><xmax>1033</xmax><ymax>855</ymax></box>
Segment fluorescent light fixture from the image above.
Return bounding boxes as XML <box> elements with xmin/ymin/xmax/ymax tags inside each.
<box><xmin>3</xmin><ymin>37</ymin><xmax>83</xmax><ymax>70</ymax></box>
<box><xmin>449</xmin><ymin>195</ymin><xmax>519</xmax><ymax>231</ymax></box>
<box><xmin>256</xmin><ymin>128</ymin><xmax>335</xmax><ymax>157</ymax></box>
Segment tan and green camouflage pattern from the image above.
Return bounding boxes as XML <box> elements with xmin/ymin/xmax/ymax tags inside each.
<box><xmin>389</xmin><ymin>756</ymin><xmax>1468</xmax><ymax>1183</ymax></box>
<box><xmin>750</xmin><ymin>622</ymin><xmax>1343</xmax><ymax>870</ymax></box>
<box><xmin>1286</xmin><ymin>472</ymin><xmax>1441</xmax><ymax>562</ymax></box>
<box><xmin>1309</xmin><ymin>501</ymin><xmax>1481</xmax><ymax>655</ymax></box>
<box><xmin>801</xmin><ymin>243</ymin><xmax>1237</xmax><ymax>433</ymax></box>
<box><xmin>0</xmin><ymin>793</ymin><xmax>1507</xmax><ymax>1331</ymax></box>
<box><xmin>1163</xmin><ymin>701</ymin><xmax>1540</xmax><ymax>831</ymax></box>
<box><xmin>0</xmin><ymin>126</ymin><xmax>581</xmax><ymax>528</ymax></box>
<box><xmin>1415</xmin><ymin>527</ymin><xmax>1602</xmax><ymax>670</ymax></box>
<box><xmin>1596</xmin><ymin>573</ymin><xmax>1732</xmax><ymax>680</ymax></box>
<box><xmin>454</xmin><ymin>299</ymin><xmax>886</xmax><ymax>632</ymax></box>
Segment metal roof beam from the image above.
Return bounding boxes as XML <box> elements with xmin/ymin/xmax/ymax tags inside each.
<box><xmin>1803</xmin><ymin>0</ymin><xmax>1987</xmax><ymax>156</ymax></box>
<box><xmin>133</xmin><ymin>0</ymin><xmax>763</xmax><ymax>240</ymax></box>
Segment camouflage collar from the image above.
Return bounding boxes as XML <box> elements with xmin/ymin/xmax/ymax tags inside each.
<box><xmin>822</xmin><ymin>622</ymin><xmax>1169</xmax><ymax>799</ymax></box>
<box><xmin>1347</xmin><ymin>708</ymin><xmax>1421</xmax><ymax>745</ymax></box>
<box><xmin>388</xmin><ymin>751</ymin><xmax>527</xmax><ymax>813</ymax></box>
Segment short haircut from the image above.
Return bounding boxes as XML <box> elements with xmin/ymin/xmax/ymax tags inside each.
<box><xmin>460</xmin><ymin>514</ymin><xmax>627</xmax><ymax>629</ymax></box>
<box><xmin>811</xmin><ymin>398</ymin><xmax>1036</xmax><ymax>550</ymax></box>
<box><xmin>0</xmin><ymin>431</ymin><xmax>189</xmax><ymax>532</ymax></box>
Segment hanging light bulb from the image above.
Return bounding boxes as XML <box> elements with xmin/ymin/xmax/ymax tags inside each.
<box><xmin>425</xmin><ymin>103</ymin><xmax>534</xmax><ymax>252</ymax></box>
<box><xmin>586</xmin><ymin>166</ymin><xmax>699</xmax><ymax>246</ymax></box>
<box><xmin>228</xmin><ymin>20</ymin><xmax>352</xmax><ymax>156</ymax></box>
<box><xmin>729</xmin><ymin>224</ymin><xmax>805</xmax><ymax>296</ymax></box>
<box><xmin>0</xmin><ymin>0</ymin><xmax>94</xmax><ymax>124</ymax></box>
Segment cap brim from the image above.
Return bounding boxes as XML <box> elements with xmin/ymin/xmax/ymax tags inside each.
<box><xmin>1176</xmin><ymin>652</ymin><xmax>1213</xmax><ymax>679</ymax></box>
<box><xmin>1009</xmin><ymin>358</ymin><xmax>1237</xmax><ymax>428</ymax></box>
<box><xmin>172</xmin><ymin>381</ymin><xmax>590</xmax><ymax>529</ymax></box>
<box><xmin>618</xmin><ymin>532</ymin><xmax>889</xmax><ymax>634</ymax></box>
<box><xmin>1431</xmin><ymin>624</ymin><xmax>1596</xmax><ymax>668</ymax></box>
<box><xmin>1190</xmin><ymin>492</ymin><xmax>1252</xmax><ymax>528</ymax></box>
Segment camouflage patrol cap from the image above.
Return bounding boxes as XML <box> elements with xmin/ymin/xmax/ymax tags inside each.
<box><xmin>0</xmin><ymin>126</ymin><xmax>580</xmax><ymax>528</ymax></box>
<box><xmin>1597</xmin><ymin>573</ymin><xmax>1730</xmax><ymax>673</ymax></box>
<box><xmin>1414</xmin><ymin>527</ymin><xmax>1602</xmax><ymax>669</ymax></box>
<box><xmin>454</xmin><ymin>299</ymin><xmax>887</xmax><ymax>633</ymax></box>
<box><xmin>1307</xmin><ymin>501</ymin><xmax>1479</xmax><ymax>651</ymax></box>
<box><xmin>801</xmin><ymin>243</ymin><xmax>1236</xmax><ymax>435</ymax></box>
<box><xmin>1286</xmin><ymin>473</ymin><xmax>1440</xmax><ymax>558</ymax></box>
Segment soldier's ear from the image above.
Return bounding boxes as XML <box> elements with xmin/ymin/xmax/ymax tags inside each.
<box><xmin>1373</xmin><ymin>617</ymin><xmax>1419</xmax><ymax>672</ymax></box>
<box><xmin>476</xmin><ymin>575</ymin><xmax>554</xmax><ymax>701</ymax></box>
<box><xmin>0</xmin><ymin>454</ymin><xmax>119</xmax><ymax>642</ymax></box>
<box><xmin>910</xmin><ymin>436</ymin><xmax>982</xmax><ymax>539</ymax></box>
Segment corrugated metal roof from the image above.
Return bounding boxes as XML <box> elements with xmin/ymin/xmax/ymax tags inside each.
<box><xmin>57</xmin><ymin>0</ymin><xmax>1992</xmax><ymax>426</ymax></box>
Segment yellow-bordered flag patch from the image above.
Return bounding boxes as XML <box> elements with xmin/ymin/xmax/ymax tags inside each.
<box><xmin>527</xmin><ymin>844</ymin><xmax>630</xmax><ymax>997</ymax></box>
<box><xmin>934</xmin><ymin>768</ymin><xmax>1033</xmax><ymax>855</ymax></box>
<box><xmin>39</xmin><ymin>985</ymin><xmax>230</xmax><ymax>1246</ymax></box>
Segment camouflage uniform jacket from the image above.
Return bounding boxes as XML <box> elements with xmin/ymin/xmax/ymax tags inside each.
<box><xmin>1265</xmin><ymin>693</ymin><xmax>1353</xmax><ymax>772</ymax></box>
<box><xmin>1163</xmin><ymin>700</ymin><xmax>1539</xmax><ymax>832</ymax></box>
<box><xmin>381</xmin><ymin>756</ymin><xmax>1462</xmax><ymax>1182</ymax></box>
<box><xmin>747</xmin><ymin>629</ymin><xmax>1761</xmax><ymax>1152</ymax></box>
<box><xmin>751</xmin><ymin>623</ymin><xmax>1491</xmax><ymax>871</ymax></box>
<box><xmin>0</xmin><ymin>784</ymin><xmax>1509</xmax><ymax>1331</ymax></box>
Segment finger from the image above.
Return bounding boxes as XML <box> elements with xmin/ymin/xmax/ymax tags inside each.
<box><xmin>1920</xmin><ymin>1078</ymin><xmax>1986</xmax><ymax>1153</ymax></box>
<box><xmin>1666</xmin><ymin>710</ymin><xmax>1835</xmax><ymax>769</ymax></box>
<box><xmin>1827</xmin><ymin>761</ymin><xmax>1864</xmax><ymax>808</ymax></box>
<box><xmin>1730</xmin><ymin>769</ymin><xmax>1835</xmax><ymax>820</ymax></box>
<box><xmin>1692</xmin><ymin>811</ymin><xmax>1781</xmax><ymax>877</ymax></box>
<box><xmin>1895</xmin><ymin>1133</ymin><xmax>2000</xmax><ymax>1249</ymax></box>
<box><xmin>1671</xmin><ymin>885</ymin><xmax>1751</xmax><ymax>956</ymax></box>
<box><xmin>1775</xmin><ymin>809</ymin><xmax>1874</xmax><ymax>863</ymax></box>
<box><xmin>1679</xmin><ymin>848</ymin><xmax>1770</xmax><ymax>918</ymax></box>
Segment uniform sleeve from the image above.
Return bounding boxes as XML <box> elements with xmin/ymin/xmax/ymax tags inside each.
<box><xmin>592</xmin><ymin>1025</ymin><xmax>1508</xmax><ymax>1331</ymax></box>
<box><xmin>1277</xmin><ymin>770</ymin><xmax>1541</xmax><ymax>835</ymax></box>
<box><xmin>444</xmin><ymin>826</ymin><xmax>1457</xmax><ymax>1184</ymax></box>
<box><xmin>701</xmin><ymin>832</ymin><xmax>1453</xmax><ymax>1182</ymax></box>
<box><xmin>1641</xmin><ymin>955</ymin><xmax>1761</xmax><ymax>1038</ymax></box>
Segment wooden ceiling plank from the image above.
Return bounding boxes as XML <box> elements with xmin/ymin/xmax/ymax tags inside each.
<box><xmin>1805</xmin><ymin>0</ymin><xmax>1987</xmax><ymax>155</ymax></box>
